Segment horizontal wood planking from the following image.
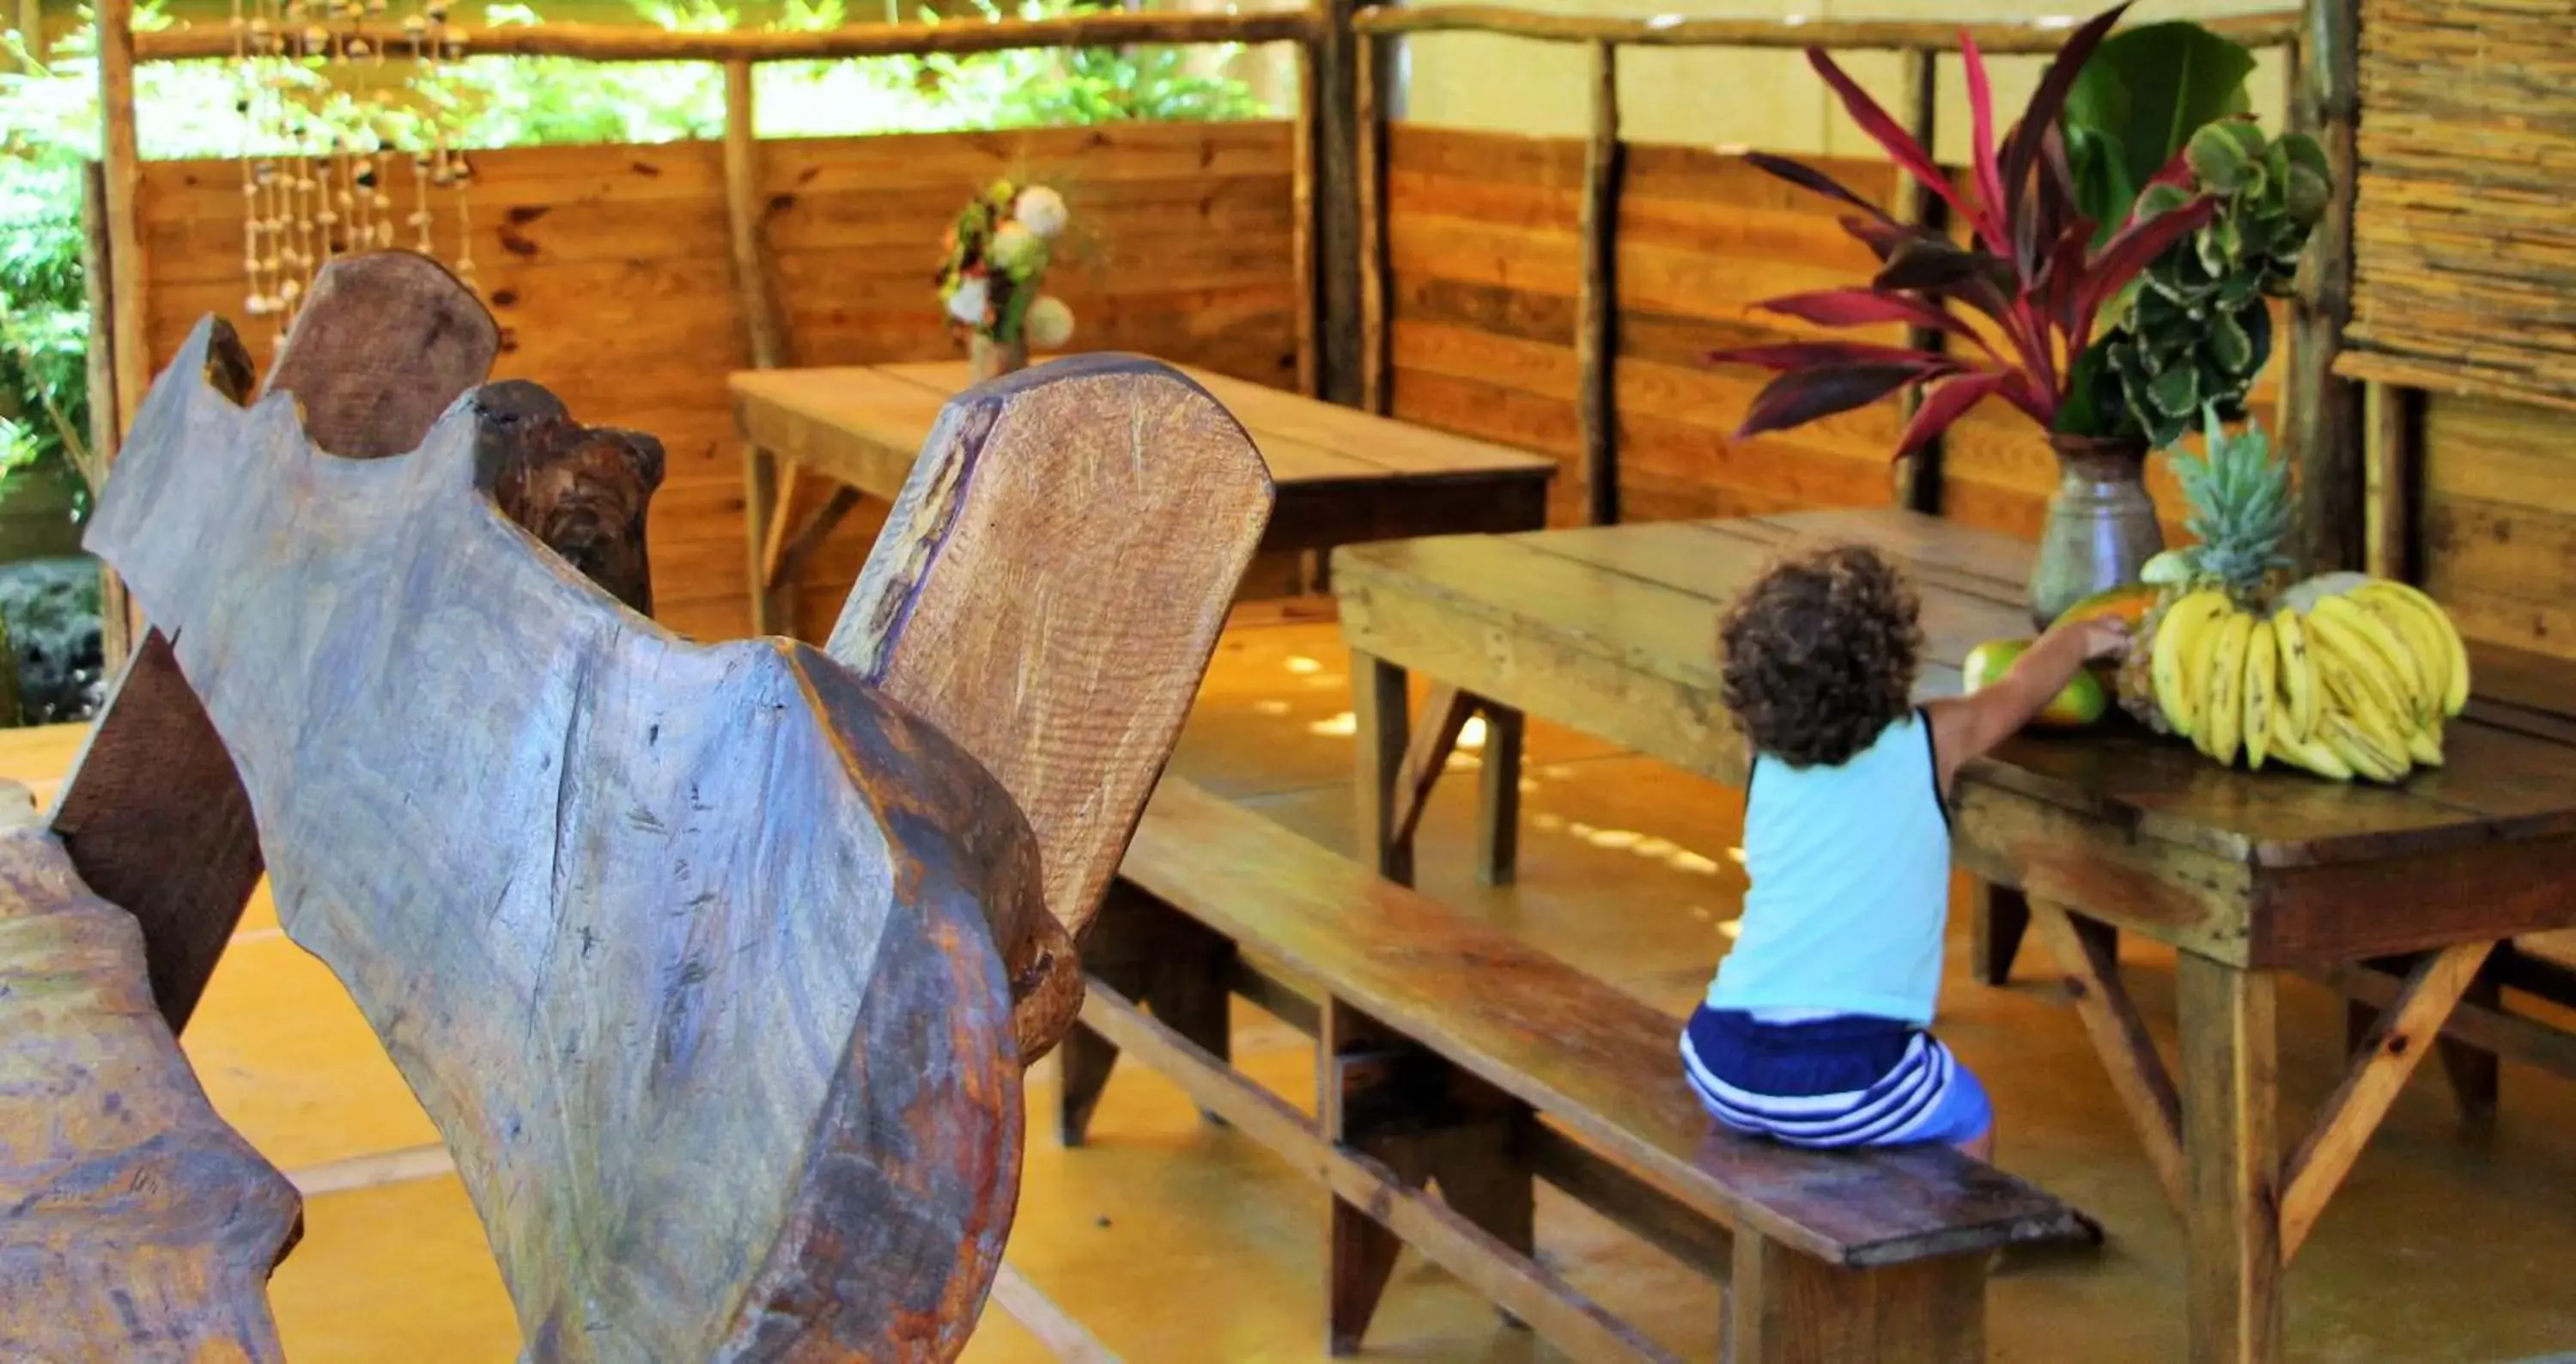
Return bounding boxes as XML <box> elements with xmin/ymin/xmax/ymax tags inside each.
<box><xmin>136</xmin><ymin>121</ymin><xmax>1299</xmax><ymax>639</ymax></box>
<box><xmin>2419</xmin><ymin>390</ymin><xmax>2576</xmax><ymax>661</ymax></box>
<box><xmin>1383</xmin><ymin>124</ymin><xmax>2288</xmax><ymax>541</ymax></box>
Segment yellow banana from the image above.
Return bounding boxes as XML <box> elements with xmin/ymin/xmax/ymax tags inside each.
<box><xmin>2202</xmin><ymin>610</ymin><xmax>2254</xmax><ymax>765</ymax></box>
<box><xmin>2243</xmin><ymin>616</ymin><xmax>2276</xmax><ymax>770</ymax></box>
<box><xmin>2355</xmin><ymin>580</ymin><xmax>2470</xmax><ymax>716</ymax></box>
<box><xmin>2356</xmin><ymin>591</ymin><xmax>2447</xmax><ymax>721</ymax></box>
<box><xmin>2271</xmin><ymin>607</ymin><xmax>2318</xmax><ymax>741</ymax></box>
<box><xmin>2314</xmin><ymin>593</ymin><xmax>2430</xmax><ymax>720</ymax></box>
<box><xmin>2406</xmin><ymin>715</ymin><xmax>2445</xmax><ymax>768</ymax></box>
<box><xmin>2321</xmin><ymin>660</ymin><xmax>2412</xmax><ymax>761</ymax></box>
<box><xmin>2270</xmin><ymin>705</ymin><xmax>2353</xmax><ymax>781</ymax></box>
<box><xmin>2321</xmin><ymin>711</ymin><xmax>2407</xmax><ymax>783</ymax></box>
<box><xmin>2309</xmin><ymin>612</ymin><xmax>2412</xmax><ymax>735</ymax></box>
<box><xmin>2151</xmin><ymin>590</ymin><xmax>2230</xmax><ymax>738</ymax></box>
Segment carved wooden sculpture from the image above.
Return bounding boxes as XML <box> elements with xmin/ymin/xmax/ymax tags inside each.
<box><xmin>829</xmin><ymin>356</ymin><xmax>1274</xmax><ymax>1060</ymax></box>
<box><xmin>88</xmin><ymin>314</ymin><xmax>1051</xmax><ymax>1360</ymax></box>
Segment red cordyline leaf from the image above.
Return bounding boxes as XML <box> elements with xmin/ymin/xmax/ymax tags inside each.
<box><xmin>1735</xmin><ymin>362</ymin><xmax>1962</xmax><ymax>439</ymax></box>
<box><xmin>1997</xmin><ymin>3</ymin><xmax>2132</xmax><ymax>242</ymax></box>
<box><xmin>1803</xmin><ymin>48</ymin><xmax>1989</xmax><ymax>244</ymax></box>
<box><xmin>1895</xmin><ymin>372</ymin><xmax>2008</xmax><ymax>458</ymax></box>
<box><xmin>1958</xmin><ymin>28</ymin><xmax>2008</xmax><ymax>256</ymax></box>
<box><xmin>2077</xmin><ymin>196</ymin><xmax>2219</xmax><ymax>331</ymax></box>
<box><xmin>1753</xmin><ymin>289</ymin><xmax>2002</xmax><ymax>361</ymax></box>
<box><xmin>1704</xmin><ymin>339</ymin><xmax>1956</xmax><ymax>372</ymax></box>
<box><xmin>1744</xmin><ymin>152</ymin><xmax>1895</xmax><ymax>225</ymax></box>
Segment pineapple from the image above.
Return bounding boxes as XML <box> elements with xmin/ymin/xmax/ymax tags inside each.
<box><xmin>2117</xmin><ymin>411</ymin><xmax>2293</xmax><ymax>730</ymax></box>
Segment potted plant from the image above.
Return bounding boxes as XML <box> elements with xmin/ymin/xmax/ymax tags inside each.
<box><xmin>937</xmin><ymin>179</ymin><xmax>1078</xmax><ymax>382</ymax></box>
<box><xmin>1704</xmin><ymin>3</ymin><xmax>2325</xmax><ymax>627</ymax></box>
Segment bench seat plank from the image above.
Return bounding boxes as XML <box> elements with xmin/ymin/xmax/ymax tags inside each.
<box><xmin>1121</xmin><ymin>779</ymin><xmax>2082</xmax><ymax>1269</ymax></box>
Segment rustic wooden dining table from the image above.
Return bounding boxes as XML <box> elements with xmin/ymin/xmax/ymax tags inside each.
<box><xmin>730</xmin><ymin>360</ymin><xmax>1557</xmax><ymax>635</ymax></box>
<box><xmin>1329</xmin><ymin>506</ymin><xmax>2576</xmax><ymax>1364</ymax></box>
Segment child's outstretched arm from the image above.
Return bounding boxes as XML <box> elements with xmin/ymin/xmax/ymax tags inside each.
<box><xmin>1923</xmin><ymin>617</ymin><xmax>2130</xmax><ymax>794</ymax></box>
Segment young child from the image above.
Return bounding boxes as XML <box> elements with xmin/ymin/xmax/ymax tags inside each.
<box><xmin>1680</xmin><ymin>543</ymin><xmax>2129</xmax><ymax>1160</ymax></box>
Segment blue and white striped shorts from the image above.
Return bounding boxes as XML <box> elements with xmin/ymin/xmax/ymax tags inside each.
<box><xmin>1679</xmin><ymin>1004</ymin><xmax>1991</xmax><ymax>1148</ymax></box>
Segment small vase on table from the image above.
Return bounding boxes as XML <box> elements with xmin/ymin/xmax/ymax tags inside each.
<box><xmin>969</xmin><ymin>333</ymin><xmax>1029</xmax><ymax>385</ymax></box>
<box><xmin>2028</xmin><ymin>433</ymin><xmax>2163</xmax><ymax>630</ymax></box>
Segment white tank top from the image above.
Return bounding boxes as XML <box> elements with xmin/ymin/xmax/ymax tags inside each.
<box><xmin>1703</xmin><ymin>709</ymin><xmax>1953</xmax><ymax>1027</ymax></box>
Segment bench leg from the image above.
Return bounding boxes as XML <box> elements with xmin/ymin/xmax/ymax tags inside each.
<box><xmin>1971</xmin><ymin>880</ymin><xmax>2029</xmax><ymax>986</ymax></box>
<box><xmin>1729</xmin><ymin>1232</ymin><xmax>1984</xmax><ymax>1364</ymax></box>
<box><xmin>1353</xmin><ymin>650</ymin><xmax>1413</xmax><ymax>885</ymax></box>
<box><xmin>1475</xmin><ymin>704</ymin><xmax>1523</xmax><ymax>888</ymax></box>
<box><xmin>1321</xmin><ymin>998</ymin><xmax>1535</xmax><ymax>1354</ymax></box>
<box><xmin>1057</xmin><ymin>885</ymin><xmax>1237</xmax><ymax>1147</ymax></box>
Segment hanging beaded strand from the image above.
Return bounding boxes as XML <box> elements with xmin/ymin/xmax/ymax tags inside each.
<box><xmin>405</xmin><ymin>0</ymin><xmax>435</xmax><ymax>257</ymax></box>
<box><xmin>230</xmin><ymin>0</ymin><xmax>269</xmax><ymax>327</ymax></box>
<box><xmin>444</xmin><ymin>23</ymin><xmax>475</xmax><ymax>292</ymax></box>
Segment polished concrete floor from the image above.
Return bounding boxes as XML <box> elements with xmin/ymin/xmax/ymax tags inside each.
<box><xmin>9</xmin><ymin>618</ymin><xmax>2576</xmax><ymax>1361</ymax></box>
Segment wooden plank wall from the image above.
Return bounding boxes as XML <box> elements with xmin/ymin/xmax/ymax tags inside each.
<box><xmin>135</xmin><ymin>120</ymin><xmax>1298</xmax><ymax>642</ymax></box>
<box><xmin>2418</xmin><ymin>393</ymin><xmax>2576</xmax><ymax>661</ymax></box>
<box><xmin>1382</xmin><ymin>125</ymin><xmax>2251</xmax><ymax>544</ymax></box>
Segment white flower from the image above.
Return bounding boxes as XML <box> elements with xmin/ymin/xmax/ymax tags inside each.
<box><xmin>1014</xmin><ymin>185</ymin><xmax>1069</xmax><ymax>239</ymax></box>
<box><xmin>945</xmin><ymin>275</ymin><xmax>989</xmax><ymax>326</ymax></box>
<box><xmin>989</xmin><ymin>222</ymin><xmax>1048</xmax><ymax>277</ymax></box>
<box><xmin>1023</xmin><ymin>295</ymin><xmax>1076</xmax><ymax>350</ymax></box>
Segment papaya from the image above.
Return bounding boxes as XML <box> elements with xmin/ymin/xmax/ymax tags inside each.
<box><xmin>1962</xmin><ymin>637</ymin><xmax>2110</xmax><ymax>728</ymax></box>
<box><xmin>2050</xmin><ymin>582</ymin><xmax>2160</xmax><ymax>631</ymax></box>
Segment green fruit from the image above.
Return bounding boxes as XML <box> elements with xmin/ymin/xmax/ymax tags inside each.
<box><xmin>1963</xmin><ymin>638</ymin><xmax>2111</xmax><ymax>729</ymax></box>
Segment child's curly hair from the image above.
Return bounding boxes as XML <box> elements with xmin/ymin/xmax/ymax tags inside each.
<box><xmin>1717</xmin><ymin>543</ymin><xmax>1923</xmax><ymax>769</ymax></box>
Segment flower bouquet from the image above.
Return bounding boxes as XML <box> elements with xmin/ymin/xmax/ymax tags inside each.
<box><xmin>937</xmin><ymin>179</ymin><xmax>1077</xmax><ymax>381</ymax></box>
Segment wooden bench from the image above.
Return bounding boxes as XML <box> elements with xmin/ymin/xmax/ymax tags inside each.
<box><xmin>1065</xmin><ymin>778</ymin><xmax>2087</xmax><ymax>1363</ymax></box>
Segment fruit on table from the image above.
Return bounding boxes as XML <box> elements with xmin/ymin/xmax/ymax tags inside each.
<box><xmin>2051</xmin><ymin>582</ymin><xmax>2162</xmax><ymax>631</ymax></box>
<box><xmin>2118</xmin><ymin>412</ymin><xmax>2472</xmax><ymax>782</ymax></box>
<box><xmin>1964</xmin><ymin>637</ymin><xmax>2110</xmax><ymax>728</ymax></box>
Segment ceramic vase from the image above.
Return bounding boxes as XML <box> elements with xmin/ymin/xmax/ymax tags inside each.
<box><xmin>2027</xmin><ymin>433</ymin><xmax>2162</xmax><ymax>630</ymax></box>
<box><xmin>969</xmin><ymin>333</ymin><xmax>1029</xmax><ymax>384</ymax></box>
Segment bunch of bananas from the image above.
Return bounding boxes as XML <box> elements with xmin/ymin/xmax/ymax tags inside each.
<box><xmin>2147</xmin><ymin>574</ymin><xmax>2469</xmax><ymax>782</ymax></box>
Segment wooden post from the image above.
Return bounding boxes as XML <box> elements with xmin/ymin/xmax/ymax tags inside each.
<box><xmin>1293</xmin><ymin>34</ymin><xmax>1321</xmax><ymax>399</ymax></box>
<box><xmin>2360</xmin><ymin>380</ymin><xmax>2418</xmax><ymax>583</ymax></box>
<box><xmin>14</xmin><ymin>0</ymin><xmax>41</xmax><ymax>58</ymax></box>
<box><xmin>722</xmin><ymin>58</ymin><xmax>797</xmax><ymax>637</ymax></box>
<box><xmin>93</xmin><ymin>0</ymin><xmax>144</xmax><ymax>670</ymax></box>
<box><xmin>2178</xmin><ymin>955</ymin><xmax>2282</xmax><ymax>1364</ymax></box>
<box><xmin>2287</xmin><ymin>0</ymin><xmax>2365</xmax><ymax>574</ymax></box>
<box><xmin>1576</xmin><ymin>40</ymin><xmax>1621</xmax><ymax>527</ymax></box>
<box><xmin>1310</xmin><ymin>0</ymin><xmax>1374</xmax><ymax>408</ymax></box>
<box><xmin>80</xmin><ymin>160</ymin><xmax>133</xmax><ymax>673</ymax></box>
<box><xmin>1889</xmin><ymin>46</ymin><xmax>1946</xmax><ymax>515</ymax></box>
<box><xmin>1353</xmin><ymin>28</ymin><xmax>1388</xmax><ymax>414</ymax></box>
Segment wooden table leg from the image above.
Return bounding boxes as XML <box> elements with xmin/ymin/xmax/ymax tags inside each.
<box><xmin>2177</xmin><ymin>953</ymin><xmax>2282</xmax><ymax>1364</ymax></box>
<box><xmin>744</xmin><ymin>441</ymin><xmax>782</xmax><ymax>636</ymax></box>
<box><xmin>1971</xmin><ymin>880</ymin><xmax>2031</xmax><ymax>985</ymax></box>
<box><xmin>1352</xmin><ymin>649</ymin><xmax>1413</xmax><ymax>885</ymax></box>
<box><xmin>1476</xmin><ymin>703</ymin><xmax>1523</xmax><ymax>888</ymax></box>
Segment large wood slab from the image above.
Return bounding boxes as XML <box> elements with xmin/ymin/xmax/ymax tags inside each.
<box><xmin>731</xmin><ymin>359</ymin><xmax>1554</xmax><ymax>556</ymax></box>
<box><xmin>53</xmin><ymin>252</ymin><xmax>504</xmax><ymax>1032</ymax></box>
<box><xmin>0</xmin><ymin>825</ymin><xmax>301</xmax><ymax>1360</ymax></box>
<box><xmin>89</xmin><ymin>318</ymin><xmax>1043</xmax><ymax>1361</ymax></box>
<box><xmin>1334</xmin><ymin>508</ymin><xmax>2576</xmax><ymax>967</ymax></box>
<box><xmin>828</xmin><ymin>356</ymin><xmax>1273</xmax><ymax>1060</ymax></box>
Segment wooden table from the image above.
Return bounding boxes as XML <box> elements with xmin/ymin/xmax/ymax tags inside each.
<box><xmin>1330</xmin><ymin>506</ymin><xmax>2576</xmax><ymax>1364</ymax></box>
<box><xmin>730</xmin><ymin>361</ymin><xmax>1557</xmax><ymax>634</ymax></box>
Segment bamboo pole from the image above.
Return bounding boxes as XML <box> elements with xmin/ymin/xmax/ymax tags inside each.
<box><xmin>2288</xmin><ymin>0</ymin><xmax>2366</xmax><ymax>574</ymax></box>
<box><xmin>1576</xmin><ymin>39</ymin><xmax>1619</xmax><ymax>527</ymax></box>
<box><xmin>1291</xmin><ymin>35</ymin><xmax>1320</xmax><ymax>399</ymax></box>
<box><xmin>1888</xmin><ymin>46</ymin><xmax>1943</xmax><ymax>515</ymax></box>
<box><xmin>81</xmin><ymin>160</ymin><xmax>135</xmax><ymax>675</ymax></box>
<box><xmin>1353</xmin><ymin>26</ymin><xmax>1387</xmax><ymax>415</ymax></box>
<box><xmin>137</xmin><ymin>9</ymin><xmax>1315</xmax><ymax>62</ymax></box>
<box><xmin>2360</xmin><ymin>381</ymin><xmax>2416</xmax><ymax>583</ymax></box>
<box><xmin>1349</xmin><ymin>5</ymin><xmax>2300</xmax><ymax>53</ymax></box>
<box><xmin>94</xmin><ymin>0</ymin><xmax>145</xmax><ymax>670</ymax></box>
<box><xmin>720</xmin><ymin>59</ymin><xmax>804</xmax><ymax>637</ymax></box>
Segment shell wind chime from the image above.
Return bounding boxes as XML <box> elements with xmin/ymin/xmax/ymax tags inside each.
<box><xmin>229</xmin><ymin>0</ymin><xmax>477</xmax><ymax>338</ymax></box>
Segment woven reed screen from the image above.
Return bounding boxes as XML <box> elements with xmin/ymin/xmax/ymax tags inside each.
<box><xmin>2340</xmin><ymin>0</ymin><xmax>2576</xmax><ymax>409</ymax></box>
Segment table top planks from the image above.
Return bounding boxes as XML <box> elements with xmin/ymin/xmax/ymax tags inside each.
<box><xmin>732</xmin><ymin>361</ymin><xmax>1558</xmax><ymax>496</ymax></box>
<box><xmin>1333</xmin><ymin>508</ymin><xmax>2576</xmax><ymax>903</ymax></box>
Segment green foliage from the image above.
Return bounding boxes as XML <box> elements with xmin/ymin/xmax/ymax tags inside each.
<box><xmin>2061</xmin><ymin>20</ymin><xmax>2256</xmax><ymax>245</ymax></box>
<box><xmin>0</xmin><ymin>0</ymin><xmax>1273</xmax><ymax>505</ymax></box>
<box><xmin>2096</xmin><ymin>120</ymin><xmax>2328</xmax><ymax>448</ymax></box>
